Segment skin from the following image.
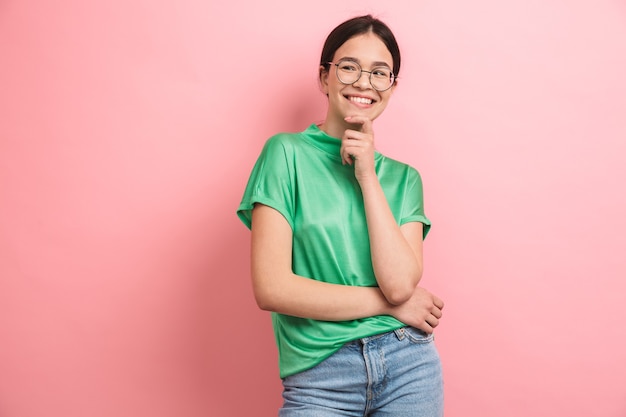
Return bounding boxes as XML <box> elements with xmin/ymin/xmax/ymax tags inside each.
<box><xmin>250</xmin><ymin>31</ymin><xmax>444</xmax><ymax>333</ymax></box>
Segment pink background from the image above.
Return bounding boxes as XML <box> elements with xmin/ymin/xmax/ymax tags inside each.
<box><xmin>1</xmin><ymin>1</ymin><xmax>625</xmax><ymax>416</ymax></box>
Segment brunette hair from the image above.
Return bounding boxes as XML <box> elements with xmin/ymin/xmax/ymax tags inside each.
<box><xmin>319</xmin><ymin>15</ymin><xmax>401</xmax><ymax>80</ymax></box>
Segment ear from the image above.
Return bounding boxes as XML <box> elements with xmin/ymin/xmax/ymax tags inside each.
<box><xmin>319</xmin><ymin>65</ymin><xmax>329</xmax><ymax>95</ymax></box>
<box><xmin>388</xmin><ymin>80</ymin><xmax>398</xmax><ymax>96</ymax></box>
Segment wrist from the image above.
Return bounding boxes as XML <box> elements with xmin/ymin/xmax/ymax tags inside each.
<box><xmin>375</xmin><ymin>288</ymin><xmax>394</xmax><ymax>316</ymax></box>
<box><xmin>356</xmin><ymin>172</ymin><xmax>379</xmax><ymax>186</ymax></box>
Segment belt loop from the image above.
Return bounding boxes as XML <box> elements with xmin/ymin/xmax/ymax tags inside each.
<box><xmin>394</xmin><ymin>327</ymin><xmax>406</xmax><ymax>340</ymax></box>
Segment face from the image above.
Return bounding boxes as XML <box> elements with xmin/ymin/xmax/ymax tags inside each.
<box><xmin>320</xmin><ymin>32</ymin><xmax>396</xmax><ymax>127</ymax></box>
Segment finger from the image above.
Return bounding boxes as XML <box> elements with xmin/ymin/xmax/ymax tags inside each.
<box><xmin>425</xmin><ymin>314</ymin><xmax>439</xmax><ymax>328</ymax></box>
<box><xmin>415</xmin><ymin>320</ymin><xmax>434</xmax><ymax>334</ymax></box>
<box><xmin>341</xmin><ymin>143</ymin><xmax>365</xmax><ymax>156</ymax></box>
<box><xmin>340</xmin><ymin>142</ymin><xmax>352</xmax><ymax>163</ymax></box>
<box><xmin>341</xmin><ymin>139</ymin><xmax>367</xmax><ymax>161</ymax></box>
<box><xmin>340</xmin><ymin>148</ymin><xmax>354</xmax><ymax>165</ymax></box>
<box><xmin>433</xmin><ymin>296</ymin><xmax>444</xmax><ymax>310</ymax></box>
<box><xmin>340</xmin><ymin>151</ymin><xmax>351</xmax><ymax>165</ymax></box>
<box><xmin>341</xmin><ymin>133</ymin><xmax>372</xmax><ymax>163</ymax></box>
<box><xmin>344</xmin><ymin>116</ymin><xmax>373</xmax><ymax>134</ymax></box>
<box><xmin>342</xmin><ymin>129</ymin><xmax>370</xmax><ymax>142</ymax></box>
<box><xmin>431</xmin><ymin>306</ymin><xmax>443</xmax><ymax>319</ymax></box>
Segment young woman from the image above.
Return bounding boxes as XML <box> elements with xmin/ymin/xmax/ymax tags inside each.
<box><xmin>237</xmin><ymin>15</ymin><xmax>444</xmax><ymax>417</ymax></box>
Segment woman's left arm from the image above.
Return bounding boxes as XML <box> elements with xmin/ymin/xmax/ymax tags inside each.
<box><xmin>341</xmin><ymin>116</ymin><xmax>423</xmax><ymax>305</ymax></box>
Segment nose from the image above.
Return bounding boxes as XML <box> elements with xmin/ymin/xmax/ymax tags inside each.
<box><xmin>352</xmin><ymin>71</ymin><xmax>371</xmax><ymax>89</ymax></box>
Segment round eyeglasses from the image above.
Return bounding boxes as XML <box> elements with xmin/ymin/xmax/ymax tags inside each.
<box><xmin>328</xmin><ymin>59</ymin><xmax>395</xmax><ymax>92</ymax></box>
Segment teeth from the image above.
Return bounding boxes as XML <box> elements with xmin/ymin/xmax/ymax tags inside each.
<box><xmin>349</xmin><ymin>96</ymin><xmax>372</xmax><ymax>104</ymax></box>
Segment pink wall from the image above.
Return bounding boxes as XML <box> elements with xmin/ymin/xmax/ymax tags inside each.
<box><xmin>1</xmin><ymin>1</ymin><xmax>625</xmax><ymax>416</ymax></box>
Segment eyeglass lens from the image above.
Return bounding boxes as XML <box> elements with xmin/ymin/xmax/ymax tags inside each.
<box><xmin>335</xmin><ymin>60</ymin><xmax>394</xmax><ymax>91</ymax></box>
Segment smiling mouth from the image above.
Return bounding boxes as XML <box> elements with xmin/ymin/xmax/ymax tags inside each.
<box><xmin>346</xmin><ymin>95</ymin><xmax>374</xmax><ymax>105</ymax></box>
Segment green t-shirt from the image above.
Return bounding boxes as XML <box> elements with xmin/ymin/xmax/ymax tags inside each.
<box><xmin>237</xmin><ymin>124</ymin><xmax>431</xmax><ymax>378</ymax></box>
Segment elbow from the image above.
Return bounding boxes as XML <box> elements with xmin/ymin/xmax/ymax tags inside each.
<box><xmin>251</xmin><ymin>267</ymin><xmax>292</xmax><ymax>313</ymax></box>
<box><xmin>254</xmin><ymin>294</ymin><xmax>269</xmax><ymax>311</ymax></box>
<box><xmin>252</xmin><ymin>276</ymin><xmax>282</xmax><ymax>312</ymax></box>
<box><xmin>253</xmin><ymin>287</ymin><xmax>277</xmax><ymax>312</ymax></box>
<box><xmin>383</xmin><ymin>272</ymin><xmax>422</xmax><ymax>306</ymax></box>
<box><xmin>385</xmin><ymin>287</ymin><xmax>414</xmax><ymax>305</ymax></box>
<box><xmin>255</xmin><ymin>297</ymin><xmax>278</xmax><ymax>312</ymax></box>
<box><xmin>251</xmin><ymin>268</ymin><xmax>273</xmax><ymax>311</ymax></box>
<box><xmin>256</xmin><ymin>300</ymin><xmax>274</xmax><ymax>312</ymax></box>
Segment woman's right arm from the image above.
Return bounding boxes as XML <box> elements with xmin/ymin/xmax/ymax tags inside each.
<box><xmin>251</xmin><ymin>204</ymin><xmax>444</xmax><ymax>331</ymax></box>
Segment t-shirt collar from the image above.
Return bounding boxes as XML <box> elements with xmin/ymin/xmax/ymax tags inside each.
<box><xmin>301</xmin><ymin>124</ymin><xmax>382</xmax><ymax>161</ymax></box>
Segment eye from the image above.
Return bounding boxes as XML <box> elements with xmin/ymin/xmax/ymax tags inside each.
<box><xmin>338</xmin><ymin>61</ymin><xmax>359</xmax><ymax>72</ymax></box>
<box><xmin>372</xmin><ymin>68</ymin><xmax>391</xmax><ymax>79</ymax></box>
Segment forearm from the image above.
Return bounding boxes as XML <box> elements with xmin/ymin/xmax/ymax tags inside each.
<box><xmin>250</xmin><ymin>204</ymin><xmax>438</xmax><ymax>331</ymax></box>
<box><xmin>253</xmin><ymin>271</ymin><xmax>391</xmax><ymax>321</ymax></box>
<box><xmin>253</xmin><ymin>269</ymin><xmax>443</xmax><ymax>335</ymax></box>
<box><xmin>251</xmin><ymin>203</ymin><xmax>392</xmax><ymax>321</ymax></box>
<box><xmin>359</xmin><ymin>177</ymin><xmax>423</xmax><ymax>304</ymax></box>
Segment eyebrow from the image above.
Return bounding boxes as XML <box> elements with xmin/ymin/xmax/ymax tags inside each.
<box><xmin>338</xmin><ymin>56</ymin><xmax>392</xmax><ymax>69</ymax></box>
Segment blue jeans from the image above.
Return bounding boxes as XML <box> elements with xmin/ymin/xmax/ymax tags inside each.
<box><xmin>279</xmin><ymin>327</ymin><xmax>444</xmax><ymax>416</ymax></box>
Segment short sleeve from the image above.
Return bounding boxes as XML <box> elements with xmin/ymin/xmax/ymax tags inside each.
<box><xmin>399</xmin><ymin>168</ymin><xmax>431</xmax><ymax>238</ymax></box>
<box><xmin>237</xmin><ymin>135</ymin><xmax>295</xmax><ymax>230</ymax></box>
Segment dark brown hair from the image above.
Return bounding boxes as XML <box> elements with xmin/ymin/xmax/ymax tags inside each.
<box><xmin>319</xmin><ymin>15</ymin><xmax>401</xmax><ymax>80</ymax></box>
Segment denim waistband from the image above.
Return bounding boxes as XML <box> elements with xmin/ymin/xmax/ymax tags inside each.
<box><xmin>359</xmin><ymin>327</ymin><xmax>407</xmax><ymax>344</ymax></box>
